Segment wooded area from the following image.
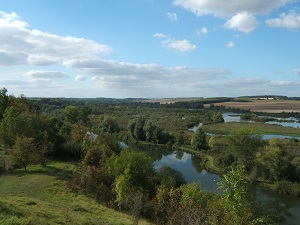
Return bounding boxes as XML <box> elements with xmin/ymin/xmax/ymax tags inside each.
<box><xmin>1</xmin><ymin>88</ymin><xmax>300</xmax><ymax>224</ymax></box>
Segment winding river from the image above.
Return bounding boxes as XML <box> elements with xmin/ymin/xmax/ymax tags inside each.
<box><xmin>153</xmin><ymin>150</ymin><xmax>300</xmax><ymax>225</ymax></box>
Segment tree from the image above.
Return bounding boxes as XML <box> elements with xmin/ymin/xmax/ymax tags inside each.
<box><xmin>0</xmin><ymin>87</ymin><xmax>9</xmax><ymax>120</ymax></box>
<box><xmin>156</xmin><ymin>166</ymin><xmax>186</xmax><ymax>188</ymax></box>
<box><xmin>217</xmin><ymin>166</ymin><xmax>262</xmax><ymax>225</ymax></box>
<box><xmin>256</xmin><ymin>142</ymin><xmax>294</xmax><ymax>181</ymax></box>
<box><xmin>11</xmin><ymin>136</ymin><xmax>36</xmax><ymax>171</ymax></box>
<box><xmin>226</xmin><ymin>128</ymin><xmax>263</xmax><ymax>170</ymax></box>
<box><xmin>191</xmin><ymin>127</ymin><xmax>207</xmax><ymax>150</ymax></box>
<box><xmin>98</xmin><ymin>115</ymin><xmax>120</xmax><ymax>133</ymax></box>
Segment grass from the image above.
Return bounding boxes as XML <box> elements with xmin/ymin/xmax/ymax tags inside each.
<box><xmin>0</xmin><ymin>160</ymin><xmax>153</xmax><ymax>225</ymax></box>
<box><xmin>203</xmin><ymin>122</ymin><xmax>300</xmax><ymax>137</ymax></box>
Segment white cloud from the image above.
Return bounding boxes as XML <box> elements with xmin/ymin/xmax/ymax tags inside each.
<box><xmin>224</xmin><ymin>12</ymin><xmax>259</xmax><ymax>33</ymax></box>
<box><xmin>75</xmin><ymin>75</ymin><xmax>87</xmax><ymax>81</ymax></box>
<box><xmin>226</xmin><ymin>41</ymin><xmax>236</xmax><ymax>47</ymax></box>
<box><xmin>0</xmin><ymin>11</ymin><xmax>112</xmax><ymax>66</ymax></box>
<box><xmin>0</xmin><ymin>11</ymin><xmax>28</xmax><ymax>28</ymax></box>
<box><xmin>172</xmin><ymin>0</ymin><xmax>294</xmax><ymax>18</ymax></box>
<box><xmin>294</xmin><ymin>69</ymin><xmax>300</xmax><ymax>75</ymax></box>
<box><xmin>65</xmin><ymin>59</ymin><xmax>229</xmax><ymax>77</ymax></box>
<box><xmin>196</xmin><ymin>27</ymin><xmax>208</xmax><ymax>35</ymax></box>
<box><xmin>266</xmin><ymin>11</ymin><xmax>300</xmax><ymax>31</ymax></box>
<box><xmin>25</xmin><ymin>70</ymin><xmax>69</xmax><ymax>79</ymax></box>
<box><xmin>74</xmin><ymin>59</ymin><xmax>231</xmax><ymax>97</ymax></box>
<box><xmin>0</xmin><ymin>51</ymin><xmax>28</xmax><ymax>66</ymax></box>
<box><xmin>153</xmin><ymin>33</ymin><xmax>168</xmax><ymax>38</ymax></box>
<box><xmin>161</xmin><ymin>39</ymin><xmax>197</xmax><ymax>52</ymax></box>
<box><xmin>167</xmin><ymin>12</ymin><xmax>178</xmax><ymax>22</ymax></box>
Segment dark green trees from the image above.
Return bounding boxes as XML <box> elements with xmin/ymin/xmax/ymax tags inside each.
<box><xmin>191</xmin><ymin>127</ymin><xmax>207</xmax><ymax>150</ymax></box>
<box><xmin>0</xmin><ymin>87</ymin><xmax>9</xmax><ymax>120</ymax></box>
<box><xmin>127</xmin><ymin>117</ymin><xmax>174</xmax><ymax>144</ymax></box>
<box><xmin>0</xmin><ymin>90</ymin><xmax>58</xmax><ymax>168</ymax></box>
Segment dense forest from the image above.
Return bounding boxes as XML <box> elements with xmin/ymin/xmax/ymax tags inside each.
<box><xmin>1</xmin><ymin>87</ymin><xmax>300</xmax><ymax>224</ymax></box>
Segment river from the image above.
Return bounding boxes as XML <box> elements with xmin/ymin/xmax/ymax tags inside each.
<box><xmin>153</xmin><ymin>150</ymin><xmax>300</xmax><ymax>225</ymax></box>
<box><xmin>223</xmin><ymin>112</ymin><xmax>300</xmax><ymax>129</ymax></box>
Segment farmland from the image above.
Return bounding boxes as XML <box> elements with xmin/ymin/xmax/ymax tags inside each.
<box><xmin>205</xmin><ymin>100</ymin><xmax>300</xmax><ymax>113</ymax></box>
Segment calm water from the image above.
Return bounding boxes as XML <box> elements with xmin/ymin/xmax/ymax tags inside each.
<box><xmin>153</xmin><ymin>150</ymin><xmax>300</xmax><ymax>225</ymax></box>
<box><xmin>223</xmin><ymin>112</ymin><xmax>300</xmax><ymax>129</ymax></box>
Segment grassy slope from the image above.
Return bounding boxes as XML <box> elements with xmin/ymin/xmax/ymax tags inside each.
<box><xmin>0</xmin><ymin>161</ymin><xmax>152</xmax><ymax>225</ymax></box>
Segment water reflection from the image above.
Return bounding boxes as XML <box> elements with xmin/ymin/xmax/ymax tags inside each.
<box><xmin>154</xmin><ymin>151</ymin><xmax>220</xmax><ymax>192</ymax></box>
<box><xmin>152</xmin><ymin>149</ymin><xmax>300</xmax><ymax>225</ymax></box>
<box><xmin>223</xmin><ymin>112</ymin><xmax>300</xmax><ymax>129</ymax></box>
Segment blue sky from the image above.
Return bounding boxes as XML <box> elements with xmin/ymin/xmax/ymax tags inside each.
<box><xmin>0</xmin><ymin>0</ymin><xmax>300</xmax><ymax>98</ymax></box>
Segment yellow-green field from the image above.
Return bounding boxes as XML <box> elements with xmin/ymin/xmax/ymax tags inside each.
<box><xmin>0</xmin><ymin>161</ymin><xmax>152</xmax><ymax>225</ymax></box>
<box><xmin>205</xmin><ymin>100</ymin><xmax>300</xmax><ymax>113</ymax></box>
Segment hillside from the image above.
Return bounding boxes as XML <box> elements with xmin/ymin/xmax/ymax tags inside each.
<box><xmin>0</xmin><ymin>160</ymin><xmax>152</xmax><ymax>225</ymax></box>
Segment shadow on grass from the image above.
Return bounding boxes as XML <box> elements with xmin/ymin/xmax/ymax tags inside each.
<box><xmin>3</xmin><ymin>162</ymin><xmax>77</xmax><ymax>181</ymax></box>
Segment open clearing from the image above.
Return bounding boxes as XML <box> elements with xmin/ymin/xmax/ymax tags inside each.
<box><xmin>205</xmin><ymin>100</ymin><xmax>300</xmax><ymax>113</ymax></box>
<box><xmin>0</xmin><ymin>161</ymin><xmax>152</xmax><ymax>225</ymax></box>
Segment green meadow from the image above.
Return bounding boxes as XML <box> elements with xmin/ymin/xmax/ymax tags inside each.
<box><xmin>0</xmin><ymin>161</ymin><xmax>152</xmax><ymax>225</ymax></box>
<box><xmin>203</xmin><ymin>122</ymin><xmax>300</xmax><ymax>137</ymax></box>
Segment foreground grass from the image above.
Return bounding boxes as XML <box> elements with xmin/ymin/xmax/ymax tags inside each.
<box><xmin>0</xmin><ymin>161</ymin><xmax>152</xmax><ymax>225</ymax></box>
<box><xmin>203</xmin><ymin>122</ymin><xmax>300</xmax><ymax>137</ymax></box>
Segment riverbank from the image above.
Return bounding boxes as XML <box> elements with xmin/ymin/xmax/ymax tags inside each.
<box><xmin>202</xmin><ymin>122</ymin><xmax>300</xmax><ymax>138</ymax></box>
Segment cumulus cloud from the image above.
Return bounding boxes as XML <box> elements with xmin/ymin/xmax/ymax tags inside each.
<box><xmin>196</xmin><ymin>27</ymin><xmax>209</xmax><ymax>35</ymax></box>
<box><xmin>72</xmin><ymin>59</ymin><xmax>231</xmax><ymax>97</ymax></box>
<box><xmin>172</xmin><ymin>0</ymin><xmax>294</xmax><ymax>18</ymax></box>
<box><xmin>161</xmin><ymin>39</ymin><xmax>197</xmax><ymax>52</ymax></box>
<box><xmin>0</xmin><ymin>11</ymin><xmax>28</xmax><ymax>28</ymax></box>
<box><xmin>226</xmin><ymin>41</ymin><xmax>236</xmax><ymax>47</ymax></box>
<box><xmin>266</xmin><ymin>11</ymin><xmax>300</xmax><ymax>31</ymax></box>
<box><xmin>64</xmin><ymin>59</ymin><xmax>229</xmax><ymax>78</ymax></box>
<box><xmin>294</xmin><ymin>69</ymin><xmax>300</xmax><ymax>75</ymax></box>
<box><xmin>153</xmin><ymin>33</ymin><xmax>168</xmax><ymax>38</ymax></box>
<box><xmin>0</xmin><ymin>51</ymin><xmax>28</xmax><ymax>66</ymax></box>
<box><xmin>75</xmin><ymin>75</ymin><xmax>87</xmax><ymax>81</ymax></box>
<box><xmin>0</xmin><ymin>11</ymin><xmax>112</xmax><ymax>66</ymax></box>
<box><xmin>25</xmin><ymin>70</ymin><xmax>69</xmax><ymax>79</ymax></box>
<box><xmin>224</xmin><ymin>12</ymin><xmax>259</xmax><ymax>33</ymax></box>
<box><xmin>167</xmin><ymin>12</ymin><xmax>178</xmax><ymax>22</ymax></box>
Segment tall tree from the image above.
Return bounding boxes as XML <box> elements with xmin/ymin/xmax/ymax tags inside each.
<box><xmin>0</xmin><ymin>87</ymin><xmax>9</xmax><ymax>120</ymax></box>
<box><xmin>191</xmin><ymin>127</ymin><xmax>207</xmax><ymax>150</ymax></box>
<box><xmin>226</xmin><ymin>128</ymin><xmax>263</xmax><ymax>170</ymax></box>
<box><xmin>11</xmin><ymin>136</ymin><xmax>36</xmax><ymax>171</ymax></box>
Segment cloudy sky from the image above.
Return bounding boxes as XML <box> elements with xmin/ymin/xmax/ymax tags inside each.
<box><xmin>1</xmin><ymin>0</ymin><xmax>300</xmax><ymax>98</ymax></box>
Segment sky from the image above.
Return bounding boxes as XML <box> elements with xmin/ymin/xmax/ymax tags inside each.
<box><xmin>0</xmin><ymin>0</ymin><xmax>300</xmax><ymax>98</ymax></box>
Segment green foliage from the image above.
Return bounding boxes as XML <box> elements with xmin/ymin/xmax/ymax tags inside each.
<box><xmin>180</xmin><ymin>182</ymin><xmax>203</xmax><ymax>205</ymax></box>
<box><xmin>127</xmin><ymin>117</ymin><xmax>174</xmax><ymax>144</ymax></box>
<box><xmin>0</xmin><ymin>87</ymin><xmax>9</xmax><ymax>120</ymax></box>
<box><xmin>98</xmin><ymin>115</ymin><xmax>120</xmax><ymax>133</ymax></box>
<box><xmin>217</xmin><ymin>166</ymin><xmax>259</xmax><ymax>225</ymax></box>
<box><xmin>191</xmin><ymin>127</ymin><xmax>207</xmax><ymax>150</ymax></box>
<box><xmin>273</xmin><ymin>180</ymin><xmax>300</xmax><ymax>197</ymax></box>
<box><xmin>256</xmin><ymin>144</ymin><xmax>294</xmax><ymax>181</ymax></box>
<box><xmin>0</xmin><ymin>161</ymin><xmax>152</xmax><ymax>225</ymax></box>
<box><xmin>63</xmin><ymin>105</ymin><xmax>91</xmax><ymax>124</ymax></box>
<box><xmin>226</xmin><ymin>128</ymin><xmax>263</xmax><ymax>170</ymax></box>
<box><xmin>11</xmin><ymin>136</ymin><xmax>37</xmax><ymax>171</ymax></box>
<box><xmin>156</xmin><ymin>166</ymin><xmax>186</xmax><ymax>188</ymax></box>
<box><xmin>112</xmin><ymin>149</ymin><xmax>154</xmax><ymax>193</ymax></box>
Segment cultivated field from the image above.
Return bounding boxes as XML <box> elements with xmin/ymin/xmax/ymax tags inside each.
<box><xmin>143</xmin><ymin>97</ymin><xmax>200</xmax><ymax>104</ymax></box>
<box><xmin>205</xmin><ymin>100</ymin><xmax>300</xmax><ymax>113</ymax></box>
